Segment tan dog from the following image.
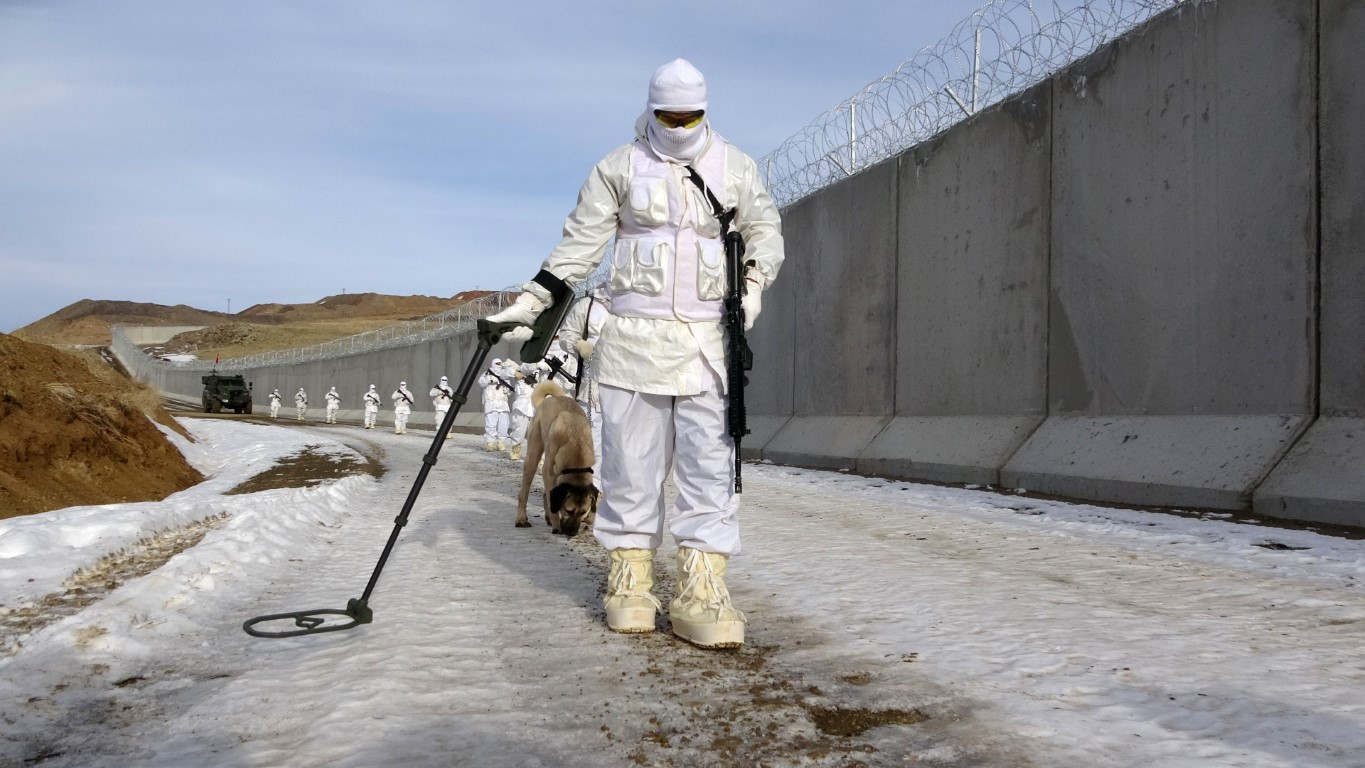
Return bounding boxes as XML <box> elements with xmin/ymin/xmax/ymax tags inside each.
<box><xmin>515</xmin><ymin>380</ymin><xmax>599</xmax><ymax>536</ymax></box>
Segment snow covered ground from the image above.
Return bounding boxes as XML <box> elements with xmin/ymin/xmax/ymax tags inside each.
<box><xmin>2</xmin><ymin>417</ymin><xmax>1364</xmax><ymax>767</ymax></box>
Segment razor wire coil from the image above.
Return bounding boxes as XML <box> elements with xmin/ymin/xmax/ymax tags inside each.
<box><xmin>757</xmin><ymin>0</ymin><xmax>1197</xmax><ymax>207</ymax></box>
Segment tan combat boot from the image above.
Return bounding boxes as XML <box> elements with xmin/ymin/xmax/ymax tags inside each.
<box><xmin>508</xmin><ymin>443</ymin><xmax>523</xmax><ymax>461</ymax></box>
<box><xmin>605</xmin><ymin>549</ymin><xmax>661</xmax><ymax>634</ymax></box>
<box><xmin>669</xmin><ymin>548</ymin><xmax>746</xmax><ymax>648</ymax></box>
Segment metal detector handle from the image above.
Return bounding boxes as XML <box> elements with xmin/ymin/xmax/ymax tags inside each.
<box><xmin>244</xmin><ymin>326</ymin><xmax>504</xmax><ymax>638</ymax></box>
<box><xmin>517</xmin><ymin>270</ymin><xmax>575</xmax><ymax>364</ymax></box>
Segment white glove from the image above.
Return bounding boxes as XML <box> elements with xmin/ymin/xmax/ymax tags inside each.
<box><xmin>575</xmin><ymin>338</ymin><xmax>596</xmax><ymax>359</ymax></box>
<box><xmin>502</xmin><ymin>325</ymin><xmax>533</xmax><ymax>343</ymax></box>
<box><xmin>741</xmin><ymin>276</ymin><xmax>762</xmax><ymax>332</ymax></box>
<box><xmin>486</xmin><ymin>291</ymin><xmax>544</xmax><ymax>327</ymax></box>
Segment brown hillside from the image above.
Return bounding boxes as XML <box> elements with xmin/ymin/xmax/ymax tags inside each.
<box><xmin>16</xmin><ymin>292</ymin><xmax>485</xmax><ymax>352</ymax></box>
<box><xmin>159</xmin><ymin>292</ymin><xmax>487</xmax><ymax>360</ymax></box>
<box><xmin>238</xmin><ymin>292</ymin><xmax>469</xmax><ymax>323</ymax></box>
<box><xmin>0</xmin><ymin>333</ymin><xmax>204</xmax><ymax>520</ymax></box>
<box><xmin>14</xmin><ymin>300</ymin><xmax>233</xmax><ymax>346</ymax></box>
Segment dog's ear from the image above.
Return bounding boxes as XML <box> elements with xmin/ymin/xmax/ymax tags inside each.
<box><xmin>587</xmin><ymin>486</ymin><xmax>601</xmax><ymax>512</ymax></box>
<box><xmin>549</xmin><ymin>484</ymin><xmax>569</xmax><ymax>515</ymax></box>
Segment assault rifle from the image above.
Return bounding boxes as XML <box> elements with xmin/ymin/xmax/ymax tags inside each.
<box><xmin>545</xmin><ymin>355</ymin><xmax>579</xmax><ymax>386</ymax></box>
<box><xmin>685</xmin><ymin>166</ymin><xmax>751</xmax><ymax>494</ymax></box>
<box><xmin>490</xmin><ymin>373</ymin><xmax>515</xmax><ymax>395</ymax></box>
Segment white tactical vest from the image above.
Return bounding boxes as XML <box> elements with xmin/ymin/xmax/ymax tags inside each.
<box><xmin>609</xmin><ymin>137</ymin><xmax>728</xmax><ymax>322</ymax></box>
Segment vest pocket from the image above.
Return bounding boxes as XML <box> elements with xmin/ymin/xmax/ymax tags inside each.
<box><xmin>628</xmin><ymin>177</ymin><xmax>670</xmax><ymax>227</ymax></box>
<box><xmin>696</xmin><ymin>239</ymin><xmax>726</xmax><ymax>301</ymax></box>
<box><xmin>610</xmin><ymin>237</ymin><xmax>670</xmax><ymax>297</ymax></box>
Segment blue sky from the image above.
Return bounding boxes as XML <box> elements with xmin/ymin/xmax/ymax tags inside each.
<box><xmin>0</xmin><ymin>0</ymin><xmax>986</xmax><ymax>333</ymax></box>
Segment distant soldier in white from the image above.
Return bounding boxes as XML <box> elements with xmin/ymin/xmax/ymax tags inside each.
<box><xmin>506</xmin><ymin>360</ymin><xmax>536</xmax><ymax>461</ymax></box>
<box><xmin>476</xmin><ymin>359</ymin><xmax>513</xmax><ymax>452</ymax></box>
<box><xmin>362</xmin><ymin>384</ymin><xmax>382</xmax><ymax>429</ymax></box>
<box><xmin>557</xmin><ymin>282</ymin><xmax>611</xmax><ymax>485</ymax></box>
<box><xmin>429</xmin><ymin>375</ymin><xmax>455</xmax><ymax>436</ymax></box>
<box><xmin>268</xmin><ymin>388</ymin><xmax>283</xmax><ymax>418</ymax></box>
<box><xmin>391</xmin><ymin>381</ymin><xmax>414</xmax><ymax>434</ymax></box>
<box><xmin>294</xmin><ymin>388</ymin><xmax>308</xmax><ymax>421</ymax></box>
<box><xmin>324</xmin><ymin>386</ymin><xmax>342</xmax><ymax>424</ymax></box>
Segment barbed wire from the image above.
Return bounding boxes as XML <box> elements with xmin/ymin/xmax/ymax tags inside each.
<box><xmin>757</xmin><ymin>0</ymin><xmax>1196</xmax><ymax>207</ymax></box>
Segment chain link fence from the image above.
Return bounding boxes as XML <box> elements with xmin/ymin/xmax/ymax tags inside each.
<box><xmin>757</xmin><ymin>0</ymin><xmax>1197</xmax><ymax>207</ymax></box>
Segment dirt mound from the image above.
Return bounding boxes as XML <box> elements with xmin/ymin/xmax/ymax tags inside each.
<box><xmin>160</xmin><ymin>323</ymin><xmax>263</xmax><ymax>355</ymax></box>
<box><xmin>0</xmin><ymin>334</ymin><xmax>203</xmax><ymax>520</ymax></box>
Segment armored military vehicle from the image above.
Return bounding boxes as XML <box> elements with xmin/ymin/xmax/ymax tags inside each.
<box><xmin>202</xmin><ymin>372</ymin><xmax>254</xmax><ymax>414</ymax></box>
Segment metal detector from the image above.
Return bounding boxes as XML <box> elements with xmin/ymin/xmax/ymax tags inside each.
<box><xmin>243</xmin><ymin>319</ymin><xmax>511</xmax><ymax>638</ymax></box>
<box><xmin>243</xmin><ymin>275</ymin><xmax>575</xmax><ymax>639</ymax></box>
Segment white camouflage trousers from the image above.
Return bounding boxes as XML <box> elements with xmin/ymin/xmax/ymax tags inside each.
<box><xmin>508</xmin><ymin>411</ymin><xmax>530</xmax><ymax>452</ymax></box>
<box><xmin>483</xmin><ymin>411</ymin><xmax>509</xmax><ymax>445</ymax></box>
<box><xmin>592</xmin><ymin>365</ymin><xmax>739</xmax><ymax>555</ymax></box>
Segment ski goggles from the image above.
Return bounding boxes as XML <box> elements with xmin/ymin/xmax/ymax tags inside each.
<box><xmin>654</xmin><ymin>110</ymin><xmax>705</xmax><ymax>129</ymax></box>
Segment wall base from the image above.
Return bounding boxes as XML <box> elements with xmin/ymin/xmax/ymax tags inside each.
<box><xmin>1001</xmin><ymin>415</ymin><xmax>1309</xmax><ymax>510</ymax></box>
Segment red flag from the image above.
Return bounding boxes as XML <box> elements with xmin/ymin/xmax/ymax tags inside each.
<box><xmin>215</xmin><ymin>354</ymin><xmax>220</xmax><ymax>366</ymax></box>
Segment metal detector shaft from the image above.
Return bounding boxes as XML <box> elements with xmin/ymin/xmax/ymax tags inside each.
<box><xmin>243</xmin><ymin>319</ymin><xmax>520</xmax><ymax>638</ymax></box>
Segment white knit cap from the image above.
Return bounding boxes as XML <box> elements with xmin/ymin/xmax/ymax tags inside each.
<box><xmin>647</xmin><ymin>58</ymin><xmax>707</xmax><ymax>113</ymax></box>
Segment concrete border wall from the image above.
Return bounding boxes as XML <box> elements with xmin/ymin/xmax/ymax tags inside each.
<box><xmin>751</xmin><ymin>0</ymin><xmax>1365</xmax><ymax>526</ymax></box>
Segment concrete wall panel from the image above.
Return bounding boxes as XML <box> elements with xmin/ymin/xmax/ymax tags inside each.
<box><xmin>1256</xmin><ymin>0</ymin><xmax>1365</xmax><ymax>526</ymax></box>
<box><xmin>789</xmin><ymin>159</ymin><xmax>899</xmax><ymax>417</ymax></box>
<box><xmin>764</xmin><ymin>157</ymin><xmax>898</xmax><ymax>471</ymax></box>
<box><xmin>746</xmin><ymin>191</ymin><xmax>797</xmax><ymax>423</ymax></box>
<box><xmin>1321</xmin><ymin>0</ymin><xmax>1365</xmax><ymax>415</ymax></box>
<box><xmin>898</xmin><ymin>85</ymin><xmax>1051</xmax><ymax>417</ymax></box>
<box><xmin>1048</xmin><ymin>0</ymin><xmax>1315</xmax><ymax>416</ymax></box>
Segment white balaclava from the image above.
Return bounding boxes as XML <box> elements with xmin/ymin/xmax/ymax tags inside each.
<box><xmin>369</xmin><ymin>384</ymin><xmax>376</xmax><ymax>391</ymax></box>
<box><xmin>644</xmin><ymin>58</ymin><xmax>709</xmax><ymax>162</ymax></box>
<box><xmin>399</xmin><ymin>381</ymin><xmax>407</xmax><ymax>388</ymax></box>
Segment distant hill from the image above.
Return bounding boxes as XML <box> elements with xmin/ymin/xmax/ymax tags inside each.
<box><xmin>13</xmin><ymin>300</ymin><xmax>233</xmax><ymax>346</ymax></box>
<box><xmin>14</xmin><ymin>292</ymin><xmax>495</xmax><ymax>349</ymax></box>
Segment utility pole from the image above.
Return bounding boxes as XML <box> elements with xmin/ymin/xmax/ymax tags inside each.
<box><xmin>227</xmin><ymin>298</ymin><xmax>231</xmax><ymax>315</ymax></box>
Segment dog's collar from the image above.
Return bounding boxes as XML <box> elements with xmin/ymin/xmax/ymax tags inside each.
<box><xmin>559</xmin><ymin>467</ymin><xmax>594</xmax><ymax>475</ymax></box>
